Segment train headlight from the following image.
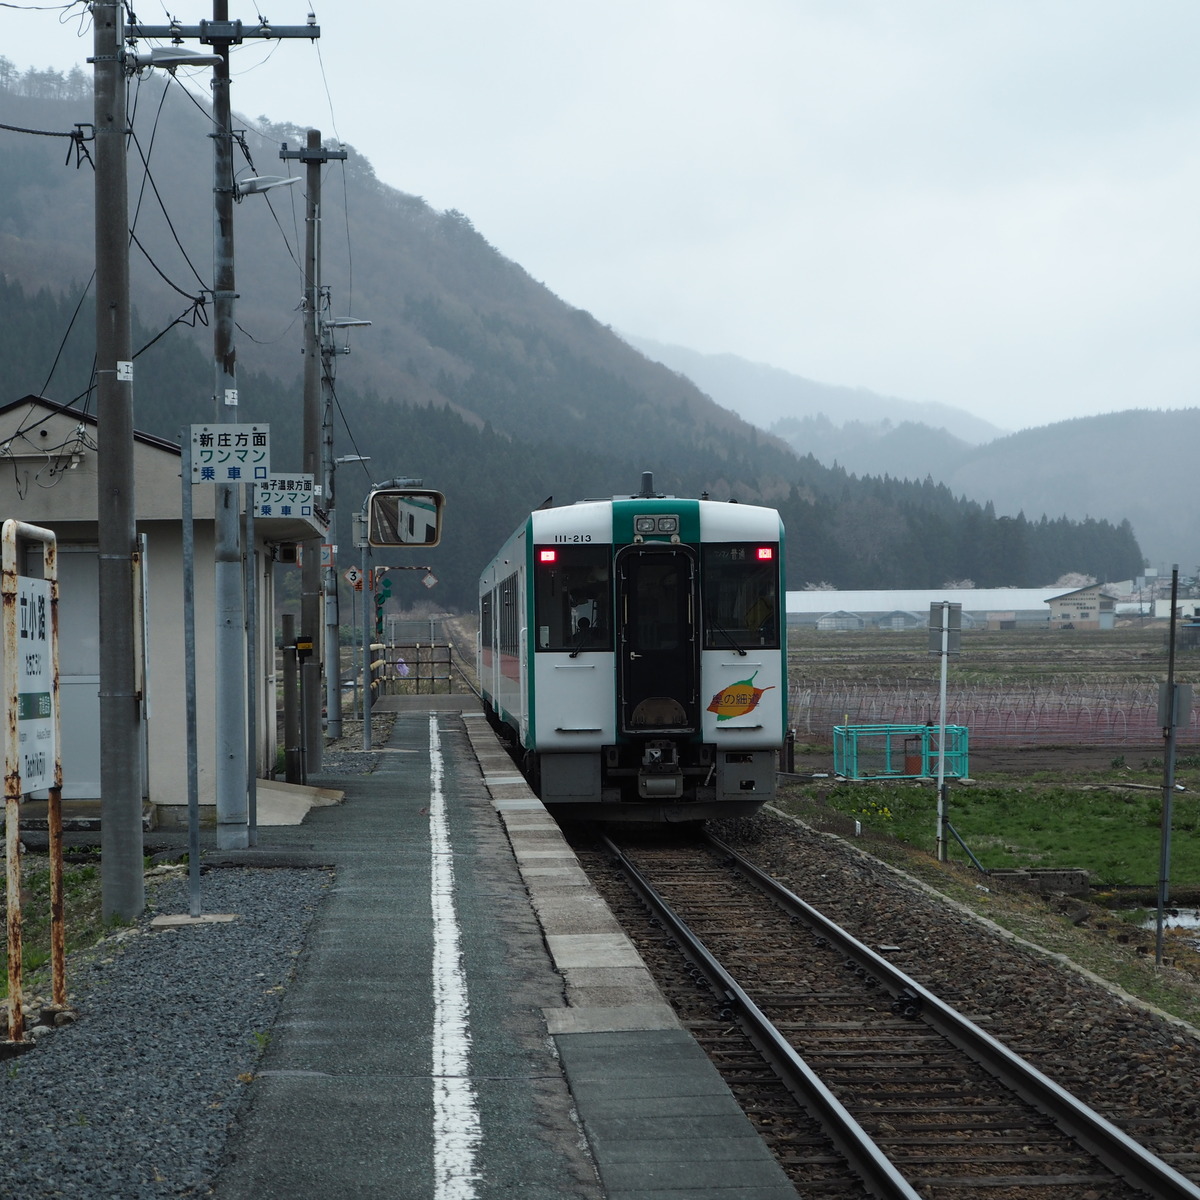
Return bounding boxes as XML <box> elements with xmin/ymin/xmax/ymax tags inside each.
<box><xmin>656</xmin><ymin>516</ymin><xmax>678</xmax><ymax>534</ymax></box>
<box><xmin>634</xmin><ymin>516</ymin><xmax>657</xmax><ymax>534</ymax></box>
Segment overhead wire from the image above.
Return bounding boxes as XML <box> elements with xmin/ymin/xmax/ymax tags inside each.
<box><xmin>13</xmin><ymin>3</ymin><xmax>372</xmax><ymax>466</ymax></box>
<box><xmin>127</xmin><ymin>73</ymin><xmax>209</xmax><ymax>290</ymax></box>
<box><xmin>38</xmin><ymin>271</ymin><xmax>95</xmax><ymax>398</ymax></box>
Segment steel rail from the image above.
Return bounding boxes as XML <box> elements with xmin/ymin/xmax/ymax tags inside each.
<box><xmin>705</xmin><ymin>831</ymin><xmax>1200</xmax><ymax>1200</ymax></box>
<box><xmin>599</xmin><ymin>833</ymin><xmax>924</xmax><ymax>1200</ymax></box>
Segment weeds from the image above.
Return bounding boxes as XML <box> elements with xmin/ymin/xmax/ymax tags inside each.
<box><xmin>779</xmin><ymin>772</ymin><xmax>1200</xmax><ymax>890</ymax></box>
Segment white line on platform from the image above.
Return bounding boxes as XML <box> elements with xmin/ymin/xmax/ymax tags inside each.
<box><xmin>428</xmin><ymin>714</ymin><xmax>482</xmax><ymax>1199</ymax></box>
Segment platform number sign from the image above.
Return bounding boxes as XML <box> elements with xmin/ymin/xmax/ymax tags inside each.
<box><xmin>17</xmin><ymin>576</ymin><xmax>54</xmax><ymax>792</ymax></box>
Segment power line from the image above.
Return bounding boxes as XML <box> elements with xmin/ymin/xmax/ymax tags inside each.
<box><xmin>127</xmin><ymin>81</ymin><xmax>210</xmax><ymax>290</ymax></box>
<box><xmin>38</xmin><ymin>271</ymin><xmax>95</xmax><ymax>397</ymax></box>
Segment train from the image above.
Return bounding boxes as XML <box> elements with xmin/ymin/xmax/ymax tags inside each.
<box><xmin>478</xmin><ymin>473</ymin><xmax>786</xmax><ymax>821</ymax></box>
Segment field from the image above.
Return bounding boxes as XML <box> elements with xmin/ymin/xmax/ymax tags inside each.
<box><xmin>782</xmin><ymin>623</ymin><xmax>1200</xmax><ymax>891</ymax></box>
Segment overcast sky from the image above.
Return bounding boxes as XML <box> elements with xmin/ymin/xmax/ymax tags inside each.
<box><xmin>10</xmin><ymin>1</ymin><xmax>1200</xmax><ymax>430</ymax></box>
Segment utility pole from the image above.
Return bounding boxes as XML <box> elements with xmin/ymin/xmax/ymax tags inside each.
<box><xmin>281</xmin><ymin>131</ymin><xmax>346</xmax><ymax>770</ymax></box>
<box><xmin>92</xmin><ymin>0</ymin><xmax>144</xmax><ymax>919</ymax></box>
<box><xmin>209</xmin><ymin>0</ymin><xmax>246</xmax><ymax>850</ymax></box>
<box><xmin>127</xmin><ymin>9</ymin><xmax>319</xmax><ymax>848</ymax></box>
<box><xmin>320</xmin><ymin>337</ymin><xmax>371</xmax><ymax>740</ymax></box>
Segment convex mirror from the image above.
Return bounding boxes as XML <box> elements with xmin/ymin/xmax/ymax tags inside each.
<box><xmin>367</xmin><ymin>488</ymin><xmax>445</xmax><ymax>547</ymax></box>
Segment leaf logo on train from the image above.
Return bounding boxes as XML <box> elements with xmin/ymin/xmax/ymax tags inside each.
<box><xmin>706</xmin><ymin>672</ymin><xmax>775</xmax><ymax>721</ymax></box>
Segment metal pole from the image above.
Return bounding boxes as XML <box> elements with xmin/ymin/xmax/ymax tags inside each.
<box><xmin>362</xmin><ymin>532</ymin><xmax>372</xmax><ymax>751</ymax></box>
<box><xmin>300</xmin><ymin>129</ymin><xmax>324</xmax><ymax>772</ymax></box>
<box><xmin>44</xmin><ymin>536</ymin><xmax>66</xmax><ymax>1010</ymax></box>
<box><xmin>323</xmin><ymin>384</ymin><xmax>340</xmax><ymax>738</ymax></box>
<box><xmin>282</xmin><ymin>614</ymin><xmax>303</xmax><ymax>784</ymax></box>
<box><xmin>211</xmin><ymin>1</ymin><xmax>248</xmax><ymax>849</ymax></box>
<box><xmin>4</xmin><ymin>529</ymin><xmax>24</xmax><ymax>1041</ymax></box>
<box><xmin>181</xmin><ymin>437</ymin><xmax>201</xmax><ymax>916</ymax></box>
<box><xmin>936</xmin><ymin>601</ymin><xmax>949</xmax><ymax>862</ymax></box>
<box><xmin>244</xmin><ymin>484</ymin><xmax>258</xmax><ymax>846</ymax></box>
<box><xmin>1156</xmin><ymin>566</ymin><xmax>1180</xmax><ymax>965</ymax></box>
<box><xmin>93</xmin><ymin>0</ymin><xmax>145</xmax><ymax>917</ymax></box>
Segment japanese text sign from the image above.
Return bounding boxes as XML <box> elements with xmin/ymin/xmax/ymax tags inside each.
<box><xmin>190</xmin><ymin>424</ymin><xmax>271</xmax><ymax>484</ymax></box>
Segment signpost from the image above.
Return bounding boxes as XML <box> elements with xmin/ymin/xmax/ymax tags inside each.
<box><xmin>3</xmin><ymin>520</ymin><xmax>65</xmax><ymax>1042</ymax></box>
<box><xmin>186</xmin><ymin>424</ymin><xmax>273</xmax><ymax>861</ymax></box>
<box><xmin>929</xmin><ymin>602</ymin><xmax>962</xmax><ymax>862</ymax></box>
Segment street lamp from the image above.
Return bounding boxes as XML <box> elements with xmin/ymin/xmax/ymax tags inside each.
<box><xmin>234</xmin><ymin>175</ymin><xmax>299</xmax><ymax>199</ymax></box>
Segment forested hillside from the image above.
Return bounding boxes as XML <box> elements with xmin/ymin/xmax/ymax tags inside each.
<box><xmin>0</xmin><ymin>66</ymin><xmax>1146</xmax><ymax>610</ymax></box>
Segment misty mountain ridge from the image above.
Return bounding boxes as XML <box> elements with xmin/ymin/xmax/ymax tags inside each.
<box><xmin>624</xmin><ymin>335</ymin><xmax>1007</xmax><ymax>445</ymax></box>
<box><xmin>624</xmin><ymin>336</ymin><xmax>1195</xmax><ymax>573</ymax></box>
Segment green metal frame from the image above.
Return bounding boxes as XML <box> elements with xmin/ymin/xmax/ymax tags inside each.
<box><xmin>833</xmin><ymin>723</ymin><xmax>969</xmax><ymax>780</ymax></box>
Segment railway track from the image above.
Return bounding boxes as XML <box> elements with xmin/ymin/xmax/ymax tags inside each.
<box><xmin>575</xmin><ymin>830</ymin><xmax>1200</xmax><ymax>1200</ymax></box>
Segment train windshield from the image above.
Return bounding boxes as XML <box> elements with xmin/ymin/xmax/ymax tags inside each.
<box><xmin>533</xmin><ymin>545</ymin><xmax>613</xmax><ymax>652</ymax></box>
<box><xmin>702</xmin><ymin>542</ymin><xmax>779</xmax><ymax>649</ymax></box>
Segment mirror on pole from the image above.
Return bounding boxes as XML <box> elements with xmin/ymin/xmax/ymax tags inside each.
<box><xmin>367</xmin><ymin>489</ymin><xmax>444</xmax><ymax>548</ymax></box>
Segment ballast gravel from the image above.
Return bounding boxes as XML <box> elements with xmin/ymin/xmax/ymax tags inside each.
<box><xmin>2</xmin><ymin>865</ymin><xmax>332</xmax><ymax>1199</ymax></box>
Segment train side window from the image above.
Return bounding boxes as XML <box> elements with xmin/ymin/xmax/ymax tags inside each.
<box><xmin>702</xmin><ymin>542</ymin><xmax>779</xmax><ymax>649</ymax></box>
<box><xmin>533</xmin><ymin>545</ymin><xmax>612</xmax><ymax>652</ymax></box>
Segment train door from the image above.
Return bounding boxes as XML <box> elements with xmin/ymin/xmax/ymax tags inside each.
<box><xmin>615</xmin><ymin>544</ymin><xmax>700</xmax><ymax>733</ymax></box>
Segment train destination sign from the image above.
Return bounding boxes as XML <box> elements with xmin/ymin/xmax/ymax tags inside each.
<box><xmin>190</xmin><ymin>424</ymin><xmax>271</xmax><ymax>483</ymax></box>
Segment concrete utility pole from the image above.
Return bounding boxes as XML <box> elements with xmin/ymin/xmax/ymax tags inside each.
<box><xmin>281</xmin><ymin>131</ymin><xmax>346</xmax><ymax>771</ymax></box>
<box><xmin>319</xmin><ymin>329</ymin><xmax>370</xmax><ymax>739</ymax></box>
<box><xmin>209</xmin><ymin>1</ymin><xmax>247</xmax><ymax>850</ymax></box>
<box><xmin>92</xmin><ymin>1</ymin><xmax>144</xmax><ymax>920</ymax></box>
<box><xmin>127</xmin><ymin>9</ymin><xmax>320</xmax><ymax>848</ymax></box>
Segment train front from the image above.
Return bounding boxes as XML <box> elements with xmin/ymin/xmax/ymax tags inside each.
<box><xmin>529</xmin><ymin>491</ymin><xmax>786</xmax><ymax>821</ymax></box>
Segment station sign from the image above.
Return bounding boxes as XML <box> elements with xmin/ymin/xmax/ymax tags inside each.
<box><xmin>16</xmin><ymin>575</ymin><xmax>54</xmax><ymax>792</ymax></box>
<box><xmin>190</xmin><ymin>424</ymin><xmax>271</xmax><ymax>483</ymax></box>
<box><xmin>253</xmin><ymin>473</ymin><xmax>316</xmax><ymax>521</ymax></box>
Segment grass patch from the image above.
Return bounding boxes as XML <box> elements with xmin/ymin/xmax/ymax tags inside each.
<box><xmin>0</xmin><ymin>854</ymin><xmax>109</xmax><ymax>998</ymax></box>
<box><xmin>776</xmin><ymin>776</ymin><xmax>1200</xmax><ymax>890</ymax></box>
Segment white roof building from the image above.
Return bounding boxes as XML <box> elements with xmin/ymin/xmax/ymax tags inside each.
<box><xmin>787</xmin><ymin>588</ymin><xmax>1066</xmax><ymax>629</ymax></box>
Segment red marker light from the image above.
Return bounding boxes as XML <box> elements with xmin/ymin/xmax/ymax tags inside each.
<box><xmin>756</xmin><ymin>547</ymin><xmax>774</xmax><ymax>561</ymax></box>
<box><xmin>538</xmin><ymin>549</ymin><xmax>557</xmax><ymax>563</ymax></box>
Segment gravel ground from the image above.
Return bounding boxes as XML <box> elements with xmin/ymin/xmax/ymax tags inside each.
<box><xmin>1</xmin><ymin>865</ymin><xmax>332</xmax><ymax>1199</ymax></box>
<box><xmin>716</xmin><ymin>810</ymin><xmax>1200</xmax><ymax>1173</ymax></box>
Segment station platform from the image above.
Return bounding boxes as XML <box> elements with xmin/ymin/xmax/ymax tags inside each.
<box><xmin>209</xmin><ymin>700</ymin><xmax>797</xmax><ymax>1200</ymax></box>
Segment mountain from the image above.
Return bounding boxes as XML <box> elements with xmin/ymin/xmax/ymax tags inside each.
<box><xmin>938</xmin><ymin>410</ymin><xmax>1200</xmax><ymax>573</ymax></box>
<box><xmin>623</xmin><ymin>336</ymin><xmax>1006</xmax><ymax>444</ymax></box>
<box><xmin>627</xmin><ymin>337</ymin><xmax>1195</xmax><ymax>573</ymax></box>
<box><xmin>769</xmin><ymin>415</ymin><xmax>974</xmax><ymax>484</ymax></box>
<box><xmin>0</xmin><ymin>67</ymin><xmax>1145</xmax><ymax>606</ymax></box>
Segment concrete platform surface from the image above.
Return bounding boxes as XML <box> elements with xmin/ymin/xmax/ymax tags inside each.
<box><xmin>209</xmin><ymin>705</ymin><xmax>798</xmax><ymax>1200</ymax></box>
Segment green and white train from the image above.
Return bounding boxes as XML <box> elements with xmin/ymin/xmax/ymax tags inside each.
<box><xmin>478</xmin><ymin>474</ymin><xmax>786</xmax><ymax>821</ymax></box>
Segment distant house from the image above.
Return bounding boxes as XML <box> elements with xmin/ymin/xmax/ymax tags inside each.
<box><xmin>789</xmin><ymin>588</ymin><xmax>1060</xmax><ymax>631</ymax></box>
<box><xmin>816</xmin><ymin>610</ymin><xmax>867</xmax><ymax>632</ymax></box>
<box><xmin>875</xmin><ymin>610</ymin><xmax>926</xmax><ymax>632</ymax></box>
<box><xmin>1047</xmin><ymin>584</ymin><xmax>1115</xmax><ymax>631</ymax></box>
